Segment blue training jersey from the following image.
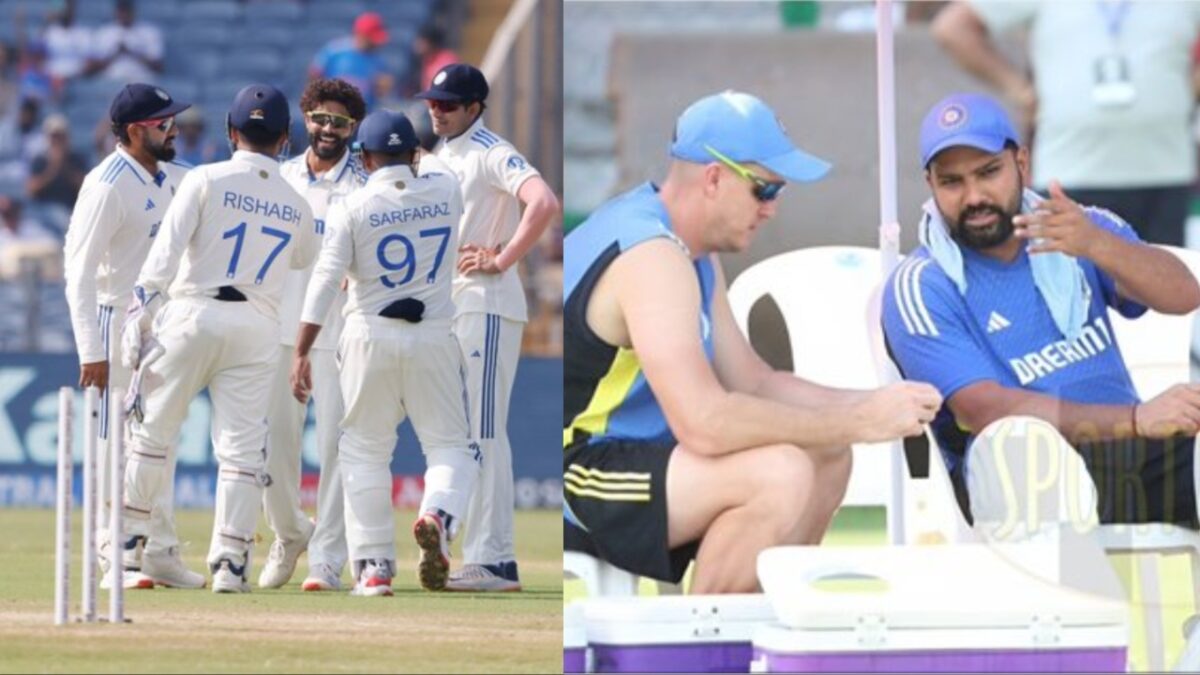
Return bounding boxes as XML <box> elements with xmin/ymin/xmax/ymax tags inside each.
<box><xmin>882</xmin><ymin>207</ymin><xmax>1146</xmax><ymax>467</ymax></box>
<box><xmin>563</xmin><ymin>182</ymin><xmax>717</xmax><ymax>449</ymax></box>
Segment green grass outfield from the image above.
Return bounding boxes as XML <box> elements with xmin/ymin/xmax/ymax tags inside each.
<box><xmin>565</xmin><ymin>507</ymin><xmax>1197</xmax><ymax>672</ymax></box>
<box><xmin>1</xmin><ymin>508</ymin><xmax>561</xmax><ymax>674</ymax></box>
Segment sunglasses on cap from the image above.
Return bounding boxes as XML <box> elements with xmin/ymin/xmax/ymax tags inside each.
<box><xmin>427</xmin><ymin>99</ymin><xmax>464</xmax><ymax>113</ymax></box>
<box><xmin>306</xmin><ymin>111</ymin><xmax>355</xmax><ymax>130</ymax></box>
<box><xmin>132</xmin><ymin>116</ymin><xmax>175</xmax><ymax>133</ymax></box>
<box><xmin>705</xmin><ymin>145</ymin><xmax>786</xmax><ymax>203</ymax></box>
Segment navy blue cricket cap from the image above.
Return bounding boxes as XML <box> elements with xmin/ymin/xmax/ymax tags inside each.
<box><xmin>228</xmin><ymin>83</ymin><xmax>290</xmax><ymax>134</ymax></box>
<box><xmin>920</xmin><ymin>93</ymin><xmax>1019</xmax><ymax>168</ymax></box>
<box><xmin>415</xmin><ymin>63</ymin><xmax>489</xmax><ymax>103</ymax></box>
<box><xmin>110</xmin><ymin>83</ymin><xmax>190</xmax><ymax>125</ymax></box>
<box><xmin>354</xmin><ymin>110</ymin><xmax>419</xmax><ymax>153</ymax></box>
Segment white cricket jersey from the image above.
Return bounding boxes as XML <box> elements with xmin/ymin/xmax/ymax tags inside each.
<box><xmin>301</xmin><ymin>164</ymin><xmax>464</xmax><ymax>327</ymax></box>
<box><xmin>64</xmin><ymin>146</ymin><xmax>189</xmax><ymax>364</ymax></box>
<box><xmin>278</xmin><ymin>148</ymin><xmax>367</xmax><ymax>349</ymax></box>
<box><xmin>434</xmin><ymin>117</ymin><xmax>540</xmax><ymax>322</ymax></box>
<box><xmin>137</xmin><ymin>151</ymin><xmax>320</xmax><ymax>321</ymax></box>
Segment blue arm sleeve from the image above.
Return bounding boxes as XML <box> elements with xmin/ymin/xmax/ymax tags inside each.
<box><xmin>1084</xmin><ymin>207</ymin><xmax>1148</xmax><ymax>319</ymax></box>
<box><xmin>882</xmin><ymin>258</ymin><xmax>1008</xmax><ymax>400</ymax></box>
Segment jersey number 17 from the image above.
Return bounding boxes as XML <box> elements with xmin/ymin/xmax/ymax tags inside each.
<box><xmin>223</xmin><ymin>222</ymin><xmax>291</xmax><ymax>284</ymax></box>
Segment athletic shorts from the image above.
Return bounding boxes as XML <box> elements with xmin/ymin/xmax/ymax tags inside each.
<box><xmin>952</xmin><ymin>434</ymin><xmax>1199</xmax><ymax>528</ymax></box>
<box><xmin>563</xmin><ymin>438</ymin><xmax>699</xmax><ymax>583</ymax></box>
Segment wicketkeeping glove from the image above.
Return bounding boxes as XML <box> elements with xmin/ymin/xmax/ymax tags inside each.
<box><xmin>120</xmin><ymin>286</ymin><xmax>163</xmax><ymax>369</ymax></box>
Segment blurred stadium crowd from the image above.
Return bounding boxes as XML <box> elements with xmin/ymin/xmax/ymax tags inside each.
<box><xmin>0</xmin><ymin>0</ymin><xmax>562</xmax><ymax>357</ymax></box>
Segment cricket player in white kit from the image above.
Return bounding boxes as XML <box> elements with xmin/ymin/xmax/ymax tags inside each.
<box><xmin>64</xmin><ymin>83</ymin><xmax>203</xmax><ymax>590</ymax></box>
<box><xmin>120</xmin><ymin>84</ymin><xmax>320</xmax><ymax>593</ymax></box>
<box><xmin>291</xmin><ymin>110</ymin><xmax>479</xmax><ymax>595</ymax></box>
<box><xmin>259</xmin><ymin>78</ymin><xmax>368</xmax><ymax>592</ymax></box>
<box><xmin>417</xmin><ymin>64</ymin><xmax>561</xmax><ymax>591</ymax></box>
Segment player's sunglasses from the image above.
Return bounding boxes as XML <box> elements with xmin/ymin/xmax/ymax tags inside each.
<box><xmin>306</xmin><ymin>111</ymin><xmax>355</xmax><ymax>130</ymax></box>
<box><xmin>133</xmin><ymin>116</ymin><xmax>175</xmax><ymax>133</ymax></box>
<box><xmin>705</xmin><ymin>145</ymin><xmax>786</xmax><ymax>203</ymax></box>
<box><xmin>427</xmin><ymin>99</ymin><xmax>463</xmax><ymax>113</ymax></box>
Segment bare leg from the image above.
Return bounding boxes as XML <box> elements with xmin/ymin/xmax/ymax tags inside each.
<box><xmin>666</xmin><ymin>443</ymin><xmax>826</xmax><ymax>594</ymax></box>
<box><xmin>799</xmin><ymin>449</ymin><xmax>853</xmax><ymax>545</ymax></box>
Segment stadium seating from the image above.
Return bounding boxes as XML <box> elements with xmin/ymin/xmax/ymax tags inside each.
<box><xmin>1</xmin><ymin>0</ymin><xmax>437</xmax><ymax>353</ymax></box>
<box><xmin>48</xmin><ymin>0</ymin><xmax>429</xmax><ymax>169</ymax></box>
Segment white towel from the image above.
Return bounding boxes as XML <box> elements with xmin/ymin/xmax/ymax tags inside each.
<box><xmin>918</xmin><ymin>189</ymin><xmax>1088</xmax><ymax>340</ymax></box>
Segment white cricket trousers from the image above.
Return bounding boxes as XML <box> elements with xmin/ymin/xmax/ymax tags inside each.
<box><xmin>454</xmin><ymin>312</ymin><xmax>523</xmax><ymax>566</ymax></box>
<box><xmin>337</xmin><ymin>316</ymin><xmax>479</xmax><ymax>563</ymax></box>
<box><xmin>97</xmin><ymin>303</ymin><xmax>179</xmax><ymax>556</ymax></box>
<box><xmin>262</xmin><ymin>344</ymin><xmax>346</xmax><ymax>572</ymax></box>
<box><xmin>123</xmin><ymin>297</ymin><xmax>277</xmax><ymax>569</ymax></box>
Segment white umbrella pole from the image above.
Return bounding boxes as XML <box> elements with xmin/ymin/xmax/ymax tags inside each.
<box><xmin>876</xmin><ymin>0</ymin><xmax>906</xmax><ymax>546</ymax></box>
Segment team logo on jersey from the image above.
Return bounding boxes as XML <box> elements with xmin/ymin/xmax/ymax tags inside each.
<box><xmin>250</xmin><ymin>109</ymin><xmax>265</xmax><ymax>121</ymax></box>
<box><xmin>433</xmin><ymin>71</ymin><xmax>448</xmax><ymax>86</ymax></box>
<box><xmin>506</xmin><ymin>155</ymin><xmax>526</xmax><ymax>171</ymax></box>
<box><xmin>154</xmin><ymin>88</ymin><xmax>169</xmax><ymax>101</ymax></box>
<box><xmin>149</xmin><ymin>221</ymin><xmax>160</xmax><ymax>238</ymax></box>
<box><xmin>938</xmin><ymin>104</ymin><xmax>967</xmax><ymax>129</ymax></box>
<box><xmin>145</xmin><ymin>198</ymin><xmax>155</xmax><ymax>211</ymax></box>
<box><xmin>388</xmin><ymin>132</ymin><xmax>402</xmax><ymax>146</ymax></box>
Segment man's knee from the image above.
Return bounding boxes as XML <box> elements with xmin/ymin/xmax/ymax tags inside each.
<box><xmin>966</xmin><ymin>416</ymin><xmax>1098</xmax><ymax>540</ymax></box>
<box><xmin>747</xmin><ymin>444</ymin><xmax>816</xmax><ymax>521</ymax></box>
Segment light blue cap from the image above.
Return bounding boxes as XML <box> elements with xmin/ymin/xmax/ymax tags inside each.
<box><xmin>920</xmin><ymin>93</ymin><xmax>1019</xmax><ymax>168</ymax></box>
<box><xmin>669</xmin><ymin>90</ymin><xmax>831</xmax><ymax>183</ymax></box>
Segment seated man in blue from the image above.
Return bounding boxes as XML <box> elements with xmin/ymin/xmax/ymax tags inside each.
<box><xmin>565</xmin><ymin>92</ymin><xmax>942</xmax><ymax>593</ymax></box>
<box><xmin>883</xmin><ymin>93</ymin><xmax>1200</xmax><ymax>538</ymax></box>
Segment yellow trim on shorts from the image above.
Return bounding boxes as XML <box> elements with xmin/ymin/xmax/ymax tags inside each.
<box><xmin>564</xmin><ymin>485</ymin><xmax>651</xmax><ymax>502</ymax></box>
<box><xmin>564</xmin><ymin>463</ymin><xmax>651</xmax><ymax>502</ymax></box>
<box><xmin>567</xmin><ymin>464</ymin><xmax>651</xmax><ymax>481</ymax></box>
<box><xmin>563</xmin><ymin>348</ymin><xmax>643</xmax><ymax>449</ymax></box>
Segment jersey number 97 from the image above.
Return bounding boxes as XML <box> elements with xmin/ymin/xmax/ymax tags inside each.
<box><xmin>377</xmin><ymin>226</ymin><xmax>451</xmax><ymax>288</ymax></box>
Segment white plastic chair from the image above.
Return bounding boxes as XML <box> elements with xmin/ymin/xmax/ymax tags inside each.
<box><xmin>564</xmin><ymin>550</ymin><xmax>639</xmax><ymax>598</ymax></box>
<box><xmin>727</xmin><ymin>246</ymin><xmax>905</xmax><ymax>536</ymax></box>
<box><xmin>1098</xmin><ymin>245</ymin><xmax>1200</xmax><ymax>671</ymax></box>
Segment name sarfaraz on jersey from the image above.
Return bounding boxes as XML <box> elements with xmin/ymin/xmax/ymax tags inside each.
<box><xmin>222</xmin><ymin>191</ymin><xmax>303</xmax><ymax>225</ymax></box>
<box><xmin>368</xmin><ymin>202</ymin><xmax>451</xmax><ymax>228</ymax></box>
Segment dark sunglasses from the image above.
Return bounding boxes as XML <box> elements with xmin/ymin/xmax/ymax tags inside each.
<box><xmin>306</xmin><ymin>111</ymin><xmax>355</xmax><ymax>130</ymax></box>
<box><xmin>705</xmin><ymin>145</ymin><xmax>786</xmax><ymax>202</ymax></box>
<box><xmin>133</xmin><ymin>116</ymin><xmax>175</xmax><ymax>133</ymax></box>
<box><xmin>427</xmin><ymin>99</ymin><xmax>463</xmax><ymax>113</ymax></box>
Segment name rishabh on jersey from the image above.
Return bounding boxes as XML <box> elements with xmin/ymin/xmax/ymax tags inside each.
<box><xmin>434</xmin><ymin>117</ymin><xmax>541</xmax><ymax>322</ymax></box>
<box><xmin>277</xmin><ymin>149</ymin><xmax>367</xmax><ymax>348</ymax></box>
<box><xmin>300</xmin><ymin>164</ymin><xmax>465</xmax><ymax>327</ymax></box>
<box><xmin>64</xmin><ymin>146</ymin><xmax>189</xmax><ymax>363</ymax></box>
<box><xmin>136</xmin><ymin>150</ymin><xmax>320</xmax><ymax>321</ymax></box>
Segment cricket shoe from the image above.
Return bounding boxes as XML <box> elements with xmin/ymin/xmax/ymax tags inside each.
<box><xmin>349</xmin><ymin>559</ymin><xmax>394</xmax><ymax>597</ymax></box>
<box><xmin>143</xmin><ymin>546</ymin><xmax>206</xmax><ymax>589</ymax></box>
<box><xmin>211</xmin><ymin>558</ymin><xmax>251</xmax><ymax>594</ymax></box>
<box><xmin>412</xmin><ymin>511</ymin><xmax>451</xmax><ymax>591</ymax></box>
<box><xmin>301</xmin><ymin>562</ymin><xmax>343</xmax><ymax>592</ymax></box>
<box><xmin>446</xmin><ymin>562</ymin><xmax>522</xmax><ymax>592</ymax></box>
<box><xmin>257</xmin><ymin>519</ymin><xmax>315</xmax><ymax>589</ymax></box>
<box><xmin>99</xmin><ymin>535</ymin><xmax>155</xmax><ymax>590</ymax></box>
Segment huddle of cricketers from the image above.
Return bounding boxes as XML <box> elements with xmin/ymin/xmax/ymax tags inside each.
<box><xmin>62</xmin><ymin>63</ymin><xmax>561</xmax><ymax>596</ymax></box>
